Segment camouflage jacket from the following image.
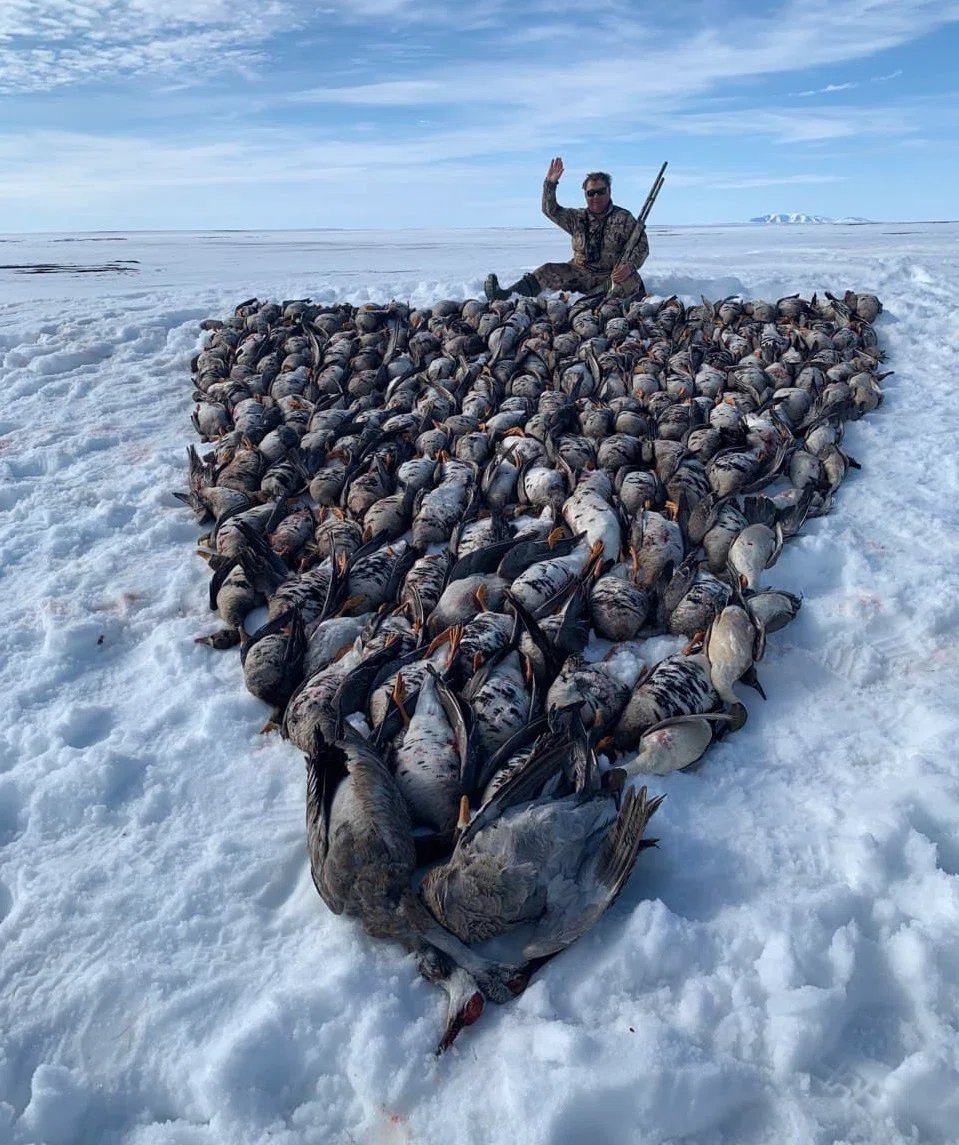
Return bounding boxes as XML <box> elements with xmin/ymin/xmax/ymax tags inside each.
<box><xmin>541</xmin><ymin>180</ymin><xmax>649</xmax><ymax>273</ymax></box>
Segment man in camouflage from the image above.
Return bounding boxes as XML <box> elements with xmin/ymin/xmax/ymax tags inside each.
<box><xmin>484</xmin><ymin>157</ymin><xmax>648</xmax><ymax>301</ymax></box>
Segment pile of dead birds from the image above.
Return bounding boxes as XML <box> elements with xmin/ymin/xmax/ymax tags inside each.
<box><xmin>178</xmin><ymin>286</ymin><xmax>886</xmax><ymax>1050</ymax></box>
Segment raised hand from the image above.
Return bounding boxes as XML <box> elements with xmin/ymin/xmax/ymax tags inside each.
<box><xmin>546</xmin><ymin>156</ymin><xmax>564</xmax><ymax>183</ymax></box>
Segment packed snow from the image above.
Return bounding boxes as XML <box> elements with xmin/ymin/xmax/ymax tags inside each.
<box><xmin>1</xmin><ymin>222</ymin><xmax>958</xmax><ymax>1145</ymax></box>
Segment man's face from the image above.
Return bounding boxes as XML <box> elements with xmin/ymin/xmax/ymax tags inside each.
<box><xmin>584</xmin><ymin>180</ymin><xmax>610</xmax><ymax>215</ymax></box>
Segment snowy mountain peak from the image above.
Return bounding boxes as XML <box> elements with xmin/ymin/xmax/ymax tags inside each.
<box><xmin>750</xmin><ymin>212</ymin><xmax>831</xmax><ymax>224</ymax></box>
<box><xmin>749</xmin><ymin>212</ymin><xmax>872</xmax><ymax>224</ymax></box>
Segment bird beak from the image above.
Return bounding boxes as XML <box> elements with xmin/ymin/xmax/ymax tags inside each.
<box><xmin>435</xmin><ymin>971</ymin><xmax>486</xmax><ymax>1054</ymax></box>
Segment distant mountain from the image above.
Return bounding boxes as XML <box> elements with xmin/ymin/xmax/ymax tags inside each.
<box><xmin>749</xmin><ymin>213</ymin><xmax>872</xmax><ymax>225</ymax></box>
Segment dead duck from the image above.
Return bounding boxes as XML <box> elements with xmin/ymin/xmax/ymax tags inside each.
<box><xmin>240</xmin><ymin>609</ymin><xmax>306</xmax><ymax>724</ymax></box>
<box><xmin>394</xmin><ymin>668</ymin><xmax>475</xmax><ymax>833</ymax></box>
<box><xmin>613</xmin><ymin>650</ymin><xmax>718</xmax><ymax>752</ymax></box>
<box><xmin>624</xmin><ymin>713</ymin><xmax>734</xmax><ymax>776</ymax></box>
<box><xmin>509</xmin><ymin>540</ymin><xmax>603</xmax><ymax>615</ymax></box>
<box><xmin>545</xmin><ymin>648</ymin><xmax>644</xmax><ymax>735</ymax></box>
<box><xmin>462</xmin><ymin>644</ymin><xmax>537</xmax><ymax>761</ymax></box>
<box><xmin>726</xmin><ymin>521</ymin><xmax>783</xmax><ymax>591</ymax></box>
<box><xmin>703</xmin><ymin>605</ymin><xmax>765</xmax><ymax>730</ymax></box>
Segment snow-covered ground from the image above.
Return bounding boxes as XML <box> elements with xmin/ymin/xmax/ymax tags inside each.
<box><xmin>1</xmin><ymin>222</ymin><xmax>958</xmax><ymax>1145</ymax></box>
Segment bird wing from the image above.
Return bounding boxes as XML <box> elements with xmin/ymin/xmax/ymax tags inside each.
<box><xmin>519</xmin><ymin>786</ymin><xmax>664</xmax><ymax>960</ymax></box>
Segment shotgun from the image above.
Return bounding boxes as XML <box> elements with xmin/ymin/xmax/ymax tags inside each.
<box><xmin>619</xmin><ymin>160</ymin><xmax>667</xmax><ymax>268</ymax></box>
<box><xmin>639</xmin><ymin>161</ymin><xmax>668</xmax><ymax>224</ymax></box>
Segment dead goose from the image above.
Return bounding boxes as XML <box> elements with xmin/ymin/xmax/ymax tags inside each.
<box><xmin>518</xmin><ymin>458</ymin><xmax>571</xmax><ymax>514</ymax></box>
<box><xmin>398</xmin><ymin>549</ymin><xmax>454</xmax><ymax>624</ymax></box>
<box><xmin>664</xmin><ymin>563</ymin><xmax>733</xmax><ymax>638</ymax></box>
<box><xmin>195</xmin><ymin>556</ymin><xmax>259</xmax><ymax>648</ymax></box>
<box><xmin>744</xmin><ymin>587</ymin><xmax>802</xmax><ymax>642</ymax></box>
<box><xmin>284</xmin><ymin>637</ymin><xmax>404</xmax><ymax>756</ymax></box>
<box><xmin>343</xmin><ymin>540</ymin><xmax>417</xmax><ymax>615</ymax></box>
<box><xmin>301</xmin><ymin>612</ymin><xmax>371</xmax><ymax>680</ymax></box>
<box><xmin>412</xmin><ymin>459</ymin><xmax>476</xmax><ymax>548</ymax></box>
<box><xmin>367</xmin><ymin>628</ymin><xmax>459</xmax><ymax>736</ymax></box>
<box><xmin>630</xmin><ymin>509</ymin><xmax>685</xmax><ymax>589</ymax></box>
<box><xmin>452</xmin><ymin>510</ymin><xmax>513</xmax><ymax>560</ymax></box>
<box><xmin>561</xmin><ymin>472</ymin><xmax>622</xmax><ymax>559</ymax></box>
<box><xmin>427</xmin><ymin>574</ymin><xmax>510</xmax><ymax>637</ymax></box>
<box><xmin>183</xmin><ymin>287</ymin><xmax>889</xmax><ymax>1051</ymax></box>
<box><xmin>173</xmin><ymin>478</ymin><xmax>253</xmax><ymax>528</ymax></box>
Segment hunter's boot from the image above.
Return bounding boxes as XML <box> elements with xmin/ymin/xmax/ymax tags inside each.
<box><xmin>511</xmin><ymin>273</ymin><xmax>541</xmax><ymax>297</ymax></box>
<box><xmin>484</xmin><ymin>272</ymin><xmax>541</xmax><ymax>301</ymax></box>
<box><xmin>484</xmin><ymin>273</ymin><xmax>510</xmax><ymax>301</ymax></box>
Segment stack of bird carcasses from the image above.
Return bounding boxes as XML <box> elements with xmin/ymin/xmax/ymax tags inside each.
<box><xmin>180</xmin><ymin>287</ymin><xmax>885</xmax><ymax>1044</ymax></box>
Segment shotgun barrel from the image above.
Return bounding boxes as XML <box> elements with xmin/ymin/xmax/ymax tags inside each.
<box><xmin>638</xmin><ymin>161</ymin><xmax>668</xmax><ymax>224</ymax></box>
<box><xmin>597</xmin><ymin>161</ymin><xmax>668</xmax><ymax>299</ymax></box>
<box><xmin>619</xmin><ymin>162</ymin><xmax>667</xmax><ymax>267</ymax></box>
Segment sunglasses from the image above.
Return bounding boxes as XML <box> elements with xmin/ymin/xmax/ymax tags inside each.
<box><xmin>585</xmin><ymin>187</ymin><xmax>609</xmax><ymax>198</ymax></box>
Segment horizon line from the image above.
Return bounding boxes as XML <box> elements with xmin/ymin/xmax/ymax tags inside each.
<box><xmin>3</xmin><ymin>218</ymin><xmax>958</xmax><ymax>238</ymax></box>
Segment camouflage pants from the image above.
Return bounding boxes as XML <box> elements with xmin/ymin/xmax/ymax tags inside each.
<box><xmin>532</xmin><ymin>261</ymin><xmax>645</xmax><ymax>297</ymax></box>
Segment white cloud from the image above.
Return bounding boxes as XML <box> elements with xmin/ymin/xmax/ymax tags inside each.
<box><xmin>0</xmin><ymin>0</ymin><xmax>291</xmax><ymax>90</ymax></box>
<box><xmin>2</xmin><ymin>0</ymin><xmax>958</xmax><ymax>100</ymax></box>
<box><xmin>279</xmin><ymin>1</ymin><xmax>959</xmax><ymax>140</ymax></box>
<box><xmin>291</xmin><ymin>80</ymin><xmax>443</xmax><ymax>106</ymax></box>
<box><xmin>0</xmin><ymin>0</ymin><xmax>957</xmax><ymax>228</ymax></box>
<box><xmin>668</xmin><ymin>105</ymin><xmax>911</xmax><ymax>144</ymax></box>
<box><xmin>710</xmin><ymin>174</ymin><xmax>847</xmax><ymax>190</ymax></box>
<box><xmin>796</xmin><ymin>82</ymin><xmax>858</xmax><ymax>96</ymax></box>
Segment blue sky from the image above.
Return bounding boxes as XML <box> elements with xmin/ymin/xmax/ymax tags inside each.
<box><xmin>2</xmin><ymin>0</ymin><xmax>958</xmax><ymax>231</ymax></box>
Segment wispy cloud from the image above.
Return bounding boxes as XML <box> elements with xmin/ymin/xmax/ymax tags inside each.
<box><xmin>291</xmin><ymin>80</ymin><xmax>443</xmax><ymax>106</ymax></box>
<box><xmin>796</xmin><ymin>82</ymin><xmax>858</xmax><ymax>96</ymax></box>
<box><xmin>664</xmin><ymin>105</ymin><xmax>912</xmax><ymax>145</ymax></box>
<box><xmin>3</xmin><ymin>0</ymin><xmax>959</xmax><ymax>98</ymax></box>
<box><xmin>1</xmin><ymin>1</ymin><xmax>957</xmax><ymax>227</ymax></box>
<box><xmin>709</xmin><ymin>174</ymin><xmax>847</xmax><ymax>190</ymax></box>
<box><xmin>794</xmin><ymin>67</ymin><xmax>905</xmax><ymax>97</ymax></box>
<box><xmin>0</xmin><ymin>1</ymin><xmax>285</xmax><ymax>92</ymax></box>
